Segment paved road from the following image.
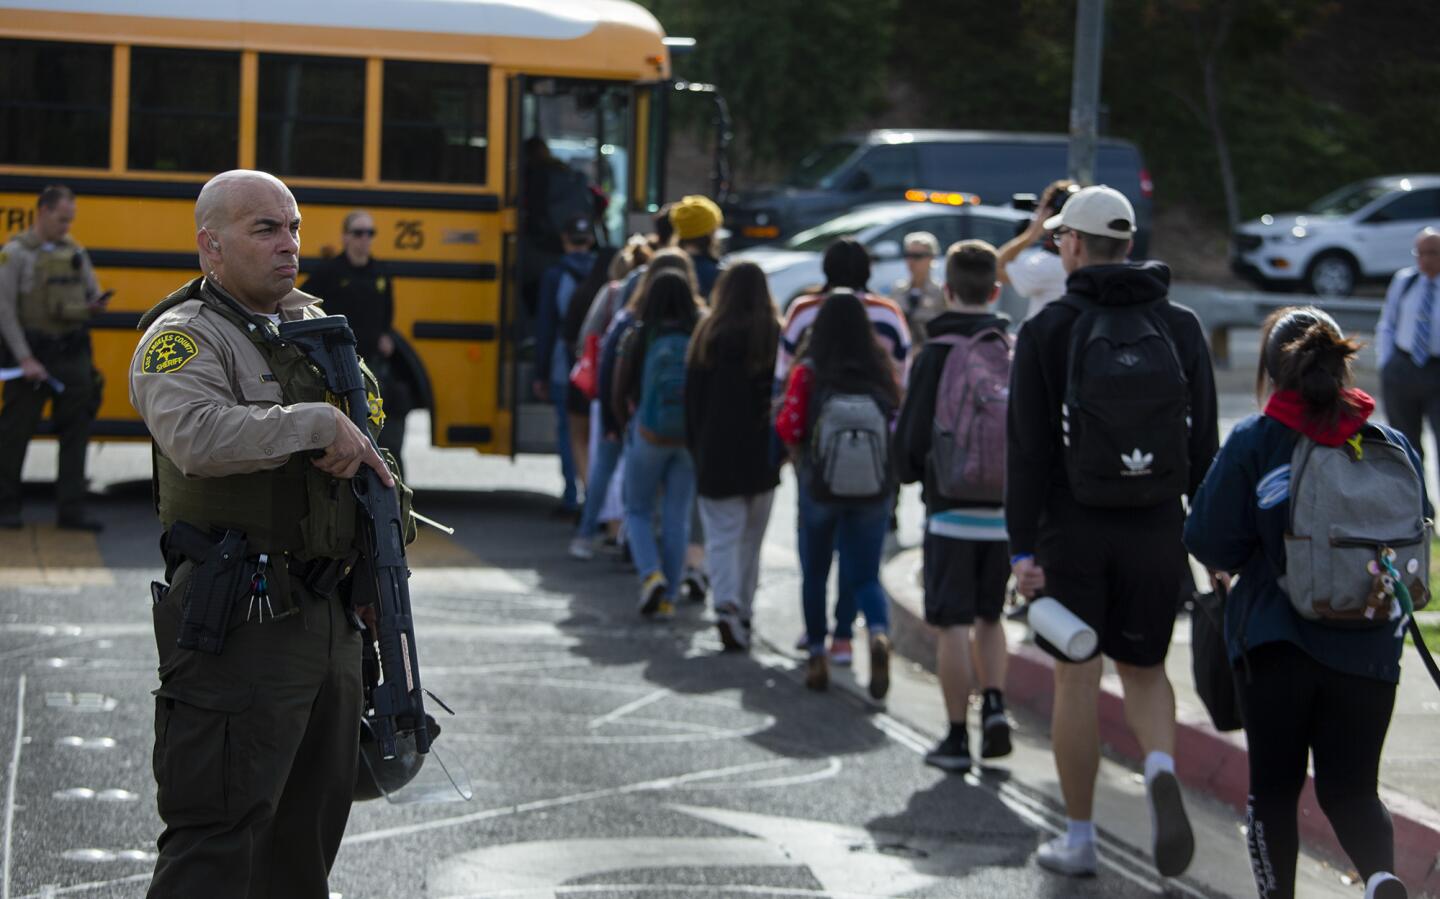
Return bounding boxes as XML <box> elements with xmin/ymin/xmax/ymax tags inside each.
<box><xmin>0</xmin><ymin>393</ymin><xmax>1371</xmax><ymax>898</ymax></box>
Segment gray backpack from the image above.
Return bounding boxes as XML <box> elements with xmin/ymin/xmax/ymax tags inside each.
<box><xmin>1282</xmin><ymin>426</ymin><xmax>1432</xmax><ymax>623</ymax></box>
<box><xmin>809</xmin><ymin>391</ymin><xmax>891</xmax><ymax>503</ymax></box>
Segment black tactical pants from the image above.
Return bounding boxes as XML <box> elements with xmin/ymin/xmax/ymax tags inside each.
<box><xmin>146</xmin><ymin>567</ymin><xmax>362</xmax><ymax>899</ymax></box>
<box><xmin>0</xmin><ymin>339</ymin><xmax>100</xmax><ymax>520</ymax></box>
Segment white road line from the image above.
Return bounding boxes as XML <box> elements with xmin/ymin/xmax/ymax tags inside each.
<box><xmin>871</xmin><ymin>712</ymin><xmax>1211</xmax><ymax>899</ymax></box>
<box><xmin>343</xmin><ymin>757</ymin><xmax>797</xmax><ymax>846</ymax></box>
<box><xmin>3</xmin><ymin>674</ymin><xmax>27</xmax><ymax>899</ymax></box>
<box><xmin>12</xmin><ymin>873</ymin><xmax>150</xmax><ymax>899</ymax></box>
<box><xmin>588</xmin><ymin>689</ymin><xmax>669</xmax><ymax>729</ymax></box>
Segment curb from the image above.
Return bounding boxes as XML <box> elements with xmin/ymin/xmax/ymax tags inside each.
<box><xmin>880</xmin><ymin>547</ymin><xmax>1440</xmax><ymax>895</ymax></box>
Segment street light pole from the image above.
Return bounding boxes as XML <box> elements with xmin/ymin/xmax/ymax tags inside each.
<box><xmin>1068</xmin><ymin>0</ymin><xmax>1105</xmax><ymax>186</ymax></box>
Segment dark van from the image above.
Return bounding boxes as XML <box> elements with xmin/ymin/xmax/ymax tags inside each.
<box><xmin>725</xmin><ymin>129</ymin><xmax>1154</xmax><ymax>256</ymax></box>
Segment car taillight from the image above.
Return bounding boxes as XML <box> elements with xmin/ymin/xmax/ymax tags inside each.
<box><xmin>1139</xmin><ymin>168</ymin><xmax>1154</xmax><ymax>199</ymax></box>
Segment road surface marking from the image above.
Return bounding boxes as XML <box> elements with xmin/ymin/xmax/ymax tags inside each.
<box><xmin>3</xmin><ymin>674</ymin><xmax>27</xmax><ymax>899</ymax></box>
<box><xmin>588</xmin><ymin>689</ymin><xmax>670</xmax><ymax>728</ymax></box>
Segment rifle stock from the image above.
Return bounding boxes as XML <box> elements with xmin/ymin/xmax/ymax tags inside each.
<box><xmin>278</xmin><ymin>315</ymin><xmax>430</xmax><ymax>759</ymax></box>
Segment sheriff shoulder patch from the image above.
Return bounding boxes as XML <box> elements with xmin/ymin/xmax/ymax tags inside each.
<box><xmin>141</xmin><ymin>330</ymin><xmax>200</xmax><ymax>374</ymax></box>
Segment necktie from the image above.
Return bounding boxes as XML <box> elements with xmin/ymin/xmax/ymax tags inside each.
<box><xmin>1413</xmin><ymin>277</ymin><xmax>1435</xmax><ymax>367</ymax></box>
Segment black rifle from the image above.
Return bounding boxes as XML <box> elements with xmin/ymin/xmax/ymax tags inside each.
<box><xmin>279</xmin><ymin>315</ymin><xmax>430</xmax><ymax>759</ymax></box>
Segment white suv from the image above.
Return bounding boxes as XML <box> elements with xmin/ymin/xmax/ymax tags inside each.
<box><xmin>1231</xmin><ymin>174</ymin><xmax>1440</xmax><ymax>296</ymax></box>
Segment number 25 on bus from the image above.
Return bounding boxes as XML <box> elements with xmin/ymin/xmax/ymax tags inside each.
<box><xmin>0</xmin><ymin>0</ymin><xmax>678</xmax><ymax>455</ymax></box>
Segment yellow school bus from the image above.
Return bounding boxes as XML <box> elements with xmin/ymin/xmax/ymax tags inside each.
<box><xmin>0</xmin><ymin>0</ymin><xmax>674</xmax><ymax>454</ymax></box>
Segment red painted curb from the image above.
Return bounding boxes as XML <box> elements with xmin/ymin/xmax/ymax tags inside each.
<box><xmin>884</xmin><ymin>550</ymin><xmax>1440</xmax><ymax>893</ymax></box>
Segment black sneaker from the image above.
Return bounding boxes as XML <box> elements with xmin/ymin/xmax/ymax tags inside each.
<box><xmin>981</xmin><ymin>711</ymin><xmax>1013</xmax><ymax>759</ymax></box>
<box><xmin>682</xmin><ymin>567</ymin><xmax>709</xmax><ymax>604</ymax></box>
<box><xmin>924</xmin><ymin>732</ymin><xmax>972</xmax><ymax>772</ymax></box>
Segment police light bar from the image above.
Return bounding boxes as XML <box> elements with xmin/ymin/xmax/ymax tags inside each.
<box><xmin>904</xmin><ymin>189</ymin><xmax>981</xmax><ymax>207</ymax></box>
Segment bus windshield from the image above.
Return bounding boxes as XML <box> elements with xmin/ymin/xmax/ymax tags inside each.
<box><xmin>785</xmin><ymin>140</ymin><xmax>860</xmax><ymax>190</ymax></box>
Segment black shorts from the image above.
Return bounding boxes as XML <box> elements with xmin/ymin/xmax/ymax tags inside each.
<box><xmin>923</xmin><ymin>531</ymin><xmax>1009</xmax><ymax>627</ymax></box>
<box><xmin>1033</xmin><ymin>492</ymin><xmax>1187</xmax><ymax>667</ymax></box>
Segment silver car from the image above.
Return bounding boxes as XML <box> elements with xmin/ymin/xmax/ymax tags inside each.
<box><xmin>727</xmin><ymin>197</ymin><xmax>1030</xmax><ymax>308</ymax></box>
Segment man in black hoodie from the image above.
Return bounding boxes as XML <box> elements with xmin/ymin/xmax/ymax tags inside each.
<box><xmin>1005</xmin><ymin>186</ymin><xmax>1218</xmax><ymax>880</ymax></box>
<box><xmin>896</xmin><ymin>240</ymin><xmax>1014</xmax><ymax>773</ymax></box>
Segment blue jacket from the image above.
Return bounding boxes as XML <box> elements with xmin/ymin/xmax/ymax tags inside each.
<box><xmin>1184</xmin><ymin>412</ymin><xmax>1428</xmax><ymax>683</ymax></box>
<box><xmin>535</xmin><ymin>251</ymin><xmax>595</xmax><ymax>384</ymax></box>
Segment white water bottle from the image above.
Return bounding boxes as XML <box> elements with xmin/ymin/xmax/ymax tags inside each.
<box><xmin>1028</xmin><ymin>596</ymin><xmax>1098</xmax><ymax>661</ymax></box>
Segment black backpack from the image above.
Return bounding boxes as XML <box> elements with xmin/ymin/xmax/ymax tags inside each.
<box><xmin>1059</xmin><ymin>295</ymin><xmax>1190</xmax><ymax>507</ymax></box>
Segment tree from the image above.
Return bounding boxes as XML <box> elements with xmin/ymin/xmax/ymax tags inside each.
<box><xmin>641</xmin><ymin>0</ymin><xmax>899</xmax><ymax>169</ymax></box>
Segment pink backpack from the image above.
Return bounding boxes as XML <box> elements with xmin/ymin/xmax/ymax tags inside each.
<box><xmin>928</xmin><ymin>329</ymin><xmax>1012</xmax><ymax>503</ymax></box>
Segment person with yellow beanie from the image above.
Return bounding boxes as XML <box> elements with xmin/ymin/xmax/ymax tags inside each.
<box><xmin>670</xmin><ymin>195</ymin><xmax>723</xmax><ymax>301</ymax></box>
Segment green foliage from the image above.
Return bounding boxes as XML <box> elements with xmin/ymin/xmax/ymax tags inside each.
<box><xmin>642</xmin><ymin>0</ymin><xmax>1440</xmax><ymax>226</ymax></box>
<box><xmin>641</xmin><ymin>0</ymin><xmax>898</xmax><ymax>168</ymax></box>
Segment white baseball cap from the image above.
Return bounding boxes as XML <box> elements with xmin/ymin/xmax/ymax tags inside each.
<box><xmin>1043</xmin><ymin>185</ymin><xmax>1136</xmax><ymax>240</ymax></box>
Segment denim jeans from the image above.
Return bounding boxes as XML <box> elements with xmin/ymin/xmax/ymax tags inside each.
<box><xmin>577</xmin><ymin>432</ymin><xmax>623</xmax><ymax>539</ymax></box>
<box><xmin>551</xmin><ymin>380</ymin><xmax>578</xmax><ymax>509</ymax></box>
<box><xmin>796</xmin><ymin>479</ymin><xmax>890</xmax><ymax>654</ymax></box>
<box><xmin>623</xmin><ymin>428</ymin><xmax>696</xmax><ymax>599</ymax></box>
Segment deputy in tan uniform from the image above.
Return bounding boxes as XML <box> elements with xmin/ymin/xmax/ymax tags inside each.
<box><xmin>0</xmin><ymin>185</ymin><xmax>109</xmax><ymax>530</ymax></box>
<box><xmin>130</xmin><ymin>169</ymin><xmax>394</xmax><ymax>899</ymax></box>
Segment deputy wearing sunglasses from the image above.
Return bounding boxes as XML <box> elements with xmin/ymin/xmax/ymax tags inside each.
<box><xmin>302</xmin><ymin>211</ymin><xmax>413</xmax><ymax>471</ymax></box>
<box><xmin>887</xmin><ymin>230</ymin><xmax>945</xmax><ymax>345</ymax></box>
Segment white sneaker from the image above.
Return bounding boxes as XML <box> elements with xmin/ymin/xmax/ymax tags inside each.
<box><xmin>1146</xmin><ymin>770</ymin><xmax>1195</xmax><ymax>878</ymax></box>
<box><xmin>1366</xmin><ymin>872</ymin><xmax>1409</xmax><ymax>899</ymax></box>
<box><xmin>568</xmin><ymin>536</ymin><xmax>596</xmax><ymax>560</ymax></box>
<box><xmin>1035</xmin><ymin>835</ymin><xmax>1097</xmax><ymax>877</ymax></box>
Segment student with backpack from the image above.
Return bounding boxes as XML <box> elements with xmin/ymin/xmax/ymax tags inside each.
<box><xmin>895</xmin><ymin>240</ymin><xmax>1013</xmax><ymax>770</ymax></box>
<box><xmin>1185</xmin><ymin>307</ymin><xmax>1428</xmax><ymax>899</ymax></box>
<box><xmin>612</xmin><ymin>269</ymin><xmax>703</xmax><ymax>618</ymax></box>
<box><xmin>776</xmin><ymin>238</ymin><xmax>913</xmax><ymax>662</ymax></box>
<box><xmin>533</xmin><ymin>216</ymin><xmax>597</xmax><ymax>515</ymax></box>
<box><xmin>685</xmin><ymin>262</ymin><xmax>783</xmax><ymax>651</ymax></box>
<box><xmin>776</xmin><ymin>291</ymin><xmax>901</xmax><ymax>697</ymax></box>
<box><xmin>1006</xmin><ymin>186</ymin><xmax>1218</xmax><ymax>879</ymax></box>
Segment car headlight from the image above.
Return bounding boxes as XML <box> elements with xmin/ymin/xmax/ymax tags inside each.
<box><xmin>1290</xmin><ymin>225</ymin><xmax>1309</xmax><ymax>240</ymax></box>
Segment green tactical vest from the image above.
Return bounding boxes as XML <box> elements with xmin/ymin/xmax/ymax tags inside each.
<box><xmin>17</xmin><ymin>232</ymin><xmax>90</xmax><ymax>335</ymax></box>
<box><xmin>144</xmin><ymin>278</ymin><xmax>383</xmax><ymax>561</ymax></box>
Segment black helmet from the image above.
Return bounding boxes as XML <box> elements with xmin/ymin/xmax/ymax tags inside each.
<box><xmin>354</xmin><ymin>714</ymin><xmax>441</xmax><ymax>802</ymax></box>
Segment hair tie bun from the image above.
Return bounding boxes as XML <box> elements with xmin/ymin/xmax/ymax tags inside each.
<box><xmin>1264</xmin><ymin>307</ymin><xmax>1343</xmax><ymax>382</ymax></box>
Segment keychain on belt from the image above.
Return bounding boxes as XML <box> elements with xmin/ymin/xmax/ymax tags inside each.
<box><xmin>246</xmin><ymin>553</ymin><xmax>274</xmax><ymax>622</ymax></box>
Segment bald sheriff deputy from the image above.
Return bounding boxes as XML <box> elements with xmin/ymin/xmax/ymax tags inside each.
<box><xmin>130</xmin><ymin>170</ymin><xmax>395</xmax><ymax>898</ymax></box>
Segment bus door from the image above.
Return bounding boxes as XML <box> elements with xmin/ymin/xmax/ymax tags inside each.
<box><xmin>506</xmin><ymin>76</ymin><xmax>634</xmax><ymax>455</ymax></box>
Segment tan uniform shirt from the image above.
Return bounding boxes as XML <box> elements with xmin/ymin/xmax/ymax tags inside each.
<box><xmin>889</xmin><ymin>278</ymin><xmax>947</xmax><ymax>343</ymax></box>
<box><xmin>0</xmin><ymin>232</ymin><xmax>100</xmax><ymax>360</ymax></box>
<box><xmin>129</xmin><ymin>281</ymin><xmax>338</xmax><ymax>479</ymax></box>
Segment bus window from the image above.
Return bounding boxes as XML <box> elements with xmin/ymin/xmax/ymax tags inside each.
<box><xmin>0</xmin><ymin>39</ymin><xmax>111</xmax><ymax>168</ymax></box>
<box><xmin>258</xmin><ymin>54</ymin><xmax>365</xmax><ymax>180</ymax></box>
<box><xmin>381</xmin><ymin>60</ymin><xmax>488</xmax><ymax>184</ymax></box>
<box><xmin>129</xmin><ymin>47</ymin><xmax>239</xmax><ymax>172</ymax></box>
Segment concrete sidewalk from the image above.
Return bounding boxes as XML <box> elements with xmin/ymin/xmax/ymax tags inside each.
<box><xmin>880</xmin><ymin>546</ymin><xmax>1440</xmax><ymax>895</ymax></box>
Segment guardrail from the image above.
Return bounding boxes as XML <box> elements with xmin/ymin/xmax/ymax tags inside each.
<box><xmin>1169</xmin><ymin>284</ymin><xmax>1383</xmax><ymax>367</ymax></box>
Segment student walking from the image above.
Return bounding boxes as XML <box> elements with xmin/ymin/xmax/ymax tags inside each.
<box><xmin>569</xmin><ymin>238</ymin><xmax>654</xmax><ymax>559</ymax></box>
<box><xmin>1185</xmin><ymin>307</ymin><xmax>1425</xmax><ymax>899</ymax></box>
<box><xmin>611</xmin><ymin>269</ymin><xmax>703</xmax><ymax>619</ymax></box>
<box><xmin>1006</xmin><ymin>186</ymin><xmax>1218</xmax><ymax>879</ymax></box>
<box><xmin>895</xmin><ymin>240</ymin><xmax>1013</xmax><ymax>771</ymax></box>
<box><xmin>776</xmin><ymin>291</ymin><xmax>900</xmax><ymax>697</ymax></box>
<box><xmin>776</xmin><ymin>238</ymin><xmax>912</xmax><ymax>661</ymax></box>
<box><xmin>685</xmin><ymin>262</ymin><xmax>783</xmax><ymax>651</ymax></box>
